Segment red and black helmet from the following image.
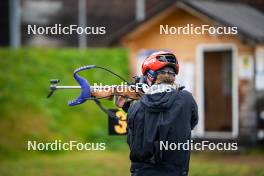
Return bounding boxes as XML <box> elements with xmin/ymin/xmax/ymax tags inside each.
<box><xmin>141</xmin><ymin>51</ymin><xmax>179</xmax><ymax>75</ymax></box>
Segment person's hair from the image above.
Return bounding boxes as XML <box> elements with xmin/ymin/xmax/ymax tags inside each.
<box><xmin>156</xmin><ymin>73</ymin><xmax>175</xmax><ymax>85</ymax></box>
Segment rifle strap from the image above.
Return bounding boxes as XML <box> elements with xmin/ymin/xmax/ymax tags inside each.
<box><xmin>93</xmin><ymin>99</ymin><xmax>118</xmax><ymax>120</ymax></box>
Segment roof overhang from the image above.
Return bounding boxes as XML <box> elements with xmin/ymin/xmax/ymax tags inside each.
<box><xmin>110</xmin><ymin>1</ymin><xmax>264</xmax><ymax>45</ymax></box>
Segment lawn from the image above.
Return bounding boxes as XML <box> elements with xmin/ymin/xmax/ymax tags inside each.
<box><xmin>0</xmin><ymin>48</ymin><xmax>128</xmax><ymax>156</ymax></box>
<box><xmin>0</xmin><ymin>150</ymin><xmax>264</xmax><ymax>176</ymax></box>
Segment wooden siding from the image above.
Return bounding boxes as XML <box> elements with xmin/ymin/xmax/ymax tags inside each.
<box><xmin>122</xmin><ymin>8</ymin><xmax>255</xmax><ymax>80</ymax></box>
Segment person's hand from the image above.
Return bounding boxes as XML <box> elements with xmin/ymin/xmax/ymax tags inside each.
<box><xmin>115</xmin><ymin>95</ymin><xmax>132</xmax><ymax>108</ymax></box>
<box><xmin>114</xmin><ymin>95</ymin><xmax>129</xmax><ymax>108</ymax></box>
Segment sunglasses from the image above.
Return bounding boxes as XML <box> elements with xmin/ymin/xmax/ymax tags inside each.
<box><xmin>156</xmin><ymin>70</ymin><xmax>176</xmax><ymax>76</ymax></box>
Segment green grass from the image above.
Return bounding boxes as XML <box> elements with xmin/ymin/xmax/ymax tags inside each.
<box><xmin>0</xmin><ymin>48</ymin><xmax>128</xmax><ymax>157</ymax></box>
<box><xmin>190</xmin><ymin>152</ymin><xmax>264</xmax><ymax>176</ymax></box>
<box><xmin>0</xmin><ymin>150</ymin><xmax>264</xmax><ymax>176</ymax></box>
<box><xmin>0</xmin><ymin>151</ymin><xmax>130</xmax><ymax>176</ymax></box>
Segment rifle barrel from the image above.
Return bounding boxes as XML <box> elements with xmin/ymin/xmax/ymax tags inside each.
<box><xmin>55</xmin><ymin>86</ymin><xmax>81</xmax><ymax>89</ymax></box>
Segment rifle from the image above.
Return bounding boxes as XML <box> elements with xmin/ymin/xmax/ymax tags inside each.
<box><xmin>47</xmin><ymin>65</ymin><xmax>184</xmax><ymax>116</ymax></box>
<box><xmin>47</xmin><ymin>65</ymin><xmax>144</xmax><ymax>108</ymax></box>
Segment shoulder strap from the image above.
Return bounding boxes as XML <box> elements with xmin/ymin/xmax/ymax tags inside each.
<box><xmin>93</xmin><ymin>99</ymin><xmax>117</xmax><ymax>120</ymax></box>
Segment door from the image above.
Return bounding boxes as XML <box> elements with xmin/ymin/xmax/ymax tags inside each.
<box><xmin>204</xmin><ymin>50</ymin><xmax>232</xmax><ymax>132</ymax></box>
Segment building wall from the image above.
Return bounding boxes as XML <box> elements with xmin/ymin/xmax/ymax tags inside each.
<box><xmin>121</xmin><ymin>8</ymin><xmax>257</xmax><ymax>141</ymax></box>
<box><xmin>122</xmin><ymin>8</ymin><xmax>254</xmax><ymax>77</ymax></box>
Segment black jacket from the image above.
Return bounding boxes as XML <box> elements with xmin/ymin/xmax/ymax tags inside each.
<box><xmin>127</xmin><ymin>89</ymin><xmax>198</xmax><ymax>176</ymax></box>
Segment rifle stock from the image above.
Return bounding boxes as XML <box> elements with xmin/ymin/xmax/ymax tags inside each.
<box><xmin>91</xmin><ymin>85</ymin><xmax>143</xmax><ymax>100</ymax></box>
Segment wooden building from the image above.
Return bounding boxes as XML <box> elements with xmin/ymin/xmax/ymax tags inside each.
<box><xmin>114</xmin><ymin>0</ymin><xmax>264</xmax><ymax>143</ymax></box>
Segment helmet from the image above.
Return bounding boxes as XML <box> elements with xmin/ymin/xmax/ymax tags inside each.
<box><xmin>141</xmin><ymin>51</ymin><xmax>179</xmax><ymax>75</ymax></box>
